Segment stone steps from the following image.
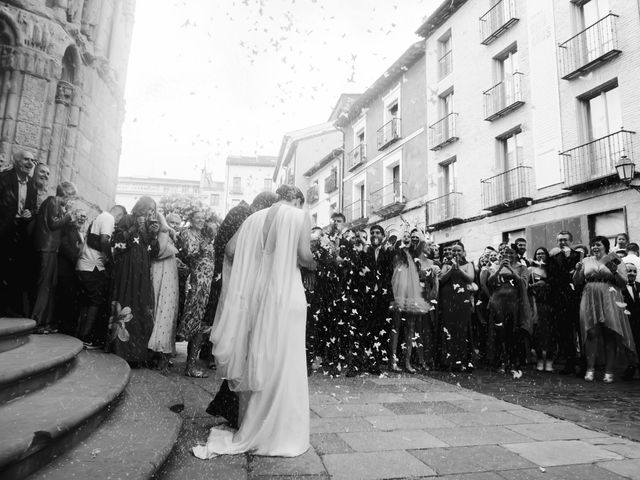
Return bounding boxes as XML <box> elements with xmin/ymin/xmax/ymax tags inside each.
<box><xmin>0</xmin><ymin>334</ymin><xmax>83</xmax><ymax>404</ymax></box>
<box><xmin>0</xmin><ymin>318</ymin><xmax>36</xmax><ymax>353</ymax></box>
<box><xmin>29</xmin><ymin>369</ymin><xmax>183</xmax><ymax>480</ymax></box>
<box><xmin>0</xmin><ymin>350</ymin><xmax>131</xmax><ymax>480</ymax></box>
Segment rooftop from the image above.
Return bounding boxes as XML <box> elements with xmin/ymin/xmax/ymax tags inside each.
<box><xmin>415</xmin><ymin>0</ymin><xmax>468</xmax><ymax>38</ymax></box>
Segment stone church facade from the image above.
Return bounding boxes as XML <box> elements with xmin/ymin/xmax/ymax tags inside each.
<box><xmin>0</xmin><ymin>0</ymin><xmax>135</xmax><ymax>209</ymax></box>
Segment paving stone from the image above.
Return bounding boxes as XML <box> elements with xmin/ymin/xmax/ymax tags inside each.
<box><xmin>369</xmin><ymin>376</ymin><xmax>430</xmax><ymax>385</ymax></box>
<box><xmin>322</xmin><ymin>450</ymin><xmax>436</xmax><ymax>479</ymax></box>
<box><xmin>506</xmin><ymin>421</ymin><xmax>605</xmax><ymax>441</ymax></box>
<box><xmin>339</xmin><ymin>429</ymin><xmax>448</xmax><ymax>452</ymax></box>
<box><xmin>507</xmin><ymin>409</ymin><xmax>563</xmax><ymax>424</ymax></box>
<box><xmin>249</xmin><ymin>448</ymin><xmax>326</xmax><ymax>477</ymax></box>
<box><xmin>440</xmin><ymin>411</ymin><xmax>532</xmax><ymax>427</ymax></box>
<box><xmin>600</xmin><ymin>443</ymin><xmax>640</xmax><ymax>458</ymax></box>
<box><xmin>585</xmin><ymin>436</ymin><xmax>636</xmax><ymax>446</ymax></box>
<box><xmin>502</xmin><ymin>440</ymin><xmax>623</xmax><ymax>467</ymax></box>
<box><xmin>436</xmin><ymin>473</ymin><xmax>503</xmax><ymax>480</ymax></box>
<box><xmin>498</xmin><ymin>464</ymin><xmax>631</xmax><ymax>479</ymax></box>
<box><xmin>397</xmin><ymin>391</ymin><xmax>470</xmax><ymax>402</ymax></box>
<box><xmin>365</xmin><ymin>414</ymin><xmax>456</xmax><ymax>430</ymax></box>
<box><xmin>309</xmin><ymin>394</ymin><xmax>340</xmax><ymax>405</ymax></box>
<box><xmin>598</xmin><ymin>459</ymin><xmax>640</xmax><ymax>479</ymax></box>
<box><xmin>310</xmin><ymin>433</ymin><xmax>354</xmax><ymax>455</ymax></box>
<box><xmin>383</xmin><ymin>401</ymin><xmax>465</xmax><ymax>415</ymax></box>
<box><xmin>338</xmin><ymin>392</ymin><xmax>405</xmax><ymax>404</ymax></box>
<box><xmin>311</xmin><ymin>403</ymin><xmax>395</xmax><ymax>418</ymax></box>
<box><xmin>426</xmin><ymin>426</ymin><xmax>531</xmax><ymax>447</ymax></box>
<box><xmin>449</xmin><ymin>399</ymin><xmax>526</xmax><ymax>412</ymax></box>
<box><xmin>408</xmin><ymin>445</ymin><xmax>535</xmax><ymax>475</ymax></box>
<box><xmin>310</xmin><ymin>417</ymin><xmax>375</xmax><ymax>434</ymax></box>
<box><xmin>250</xmin><ymin>475</ymin><xmax>329</xmax><ymax>480</ymax></box>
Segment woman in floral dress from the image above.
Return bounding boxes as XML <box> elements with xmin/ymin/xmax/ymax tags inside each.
<box><xmin>178</xmin><ymin>210</ymin><xmax>217</xmax><ymax>377</ymax></box>
<box><xmin>108</xmin><ymin>196</ymin><xmax>159</xmax><ymax>366</ymax></box>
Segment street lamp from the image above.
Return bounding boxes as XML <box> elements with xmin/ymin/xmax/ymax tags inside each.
<box><xmin>615</xmin><ymin>152</ymin><xmax>640</xmax><ymax>192</ymax></box>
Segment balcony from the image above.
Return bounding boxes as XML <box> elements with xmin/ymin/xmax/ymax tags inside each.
<box><xmin>324</xmin><ymin>172</ymin><xmax>338</xmax><ymax>194</ymax></box>
<box><xmin>307</xmin><ymin>184</ymin><xmax>319</xmax><ymax>204</ymax></box>
<box><xmin>344</xmin><ymin>199</ymin><xmax>368</xmax><ymax>226</ymax></box>
<box><xmin>483</xmin><ymin>72</ymin><xmax>524</xmax><ymax>121</ymax></box>
<box><xmin>479</xmin><ymin>0</ymin><xmax>519</xmax><ymax>45</ymax></box>
<box><xmin>426</xmin><ymin>192</ymin><xmax>463</xmax><ymax>229</ymax></box>
<box><xmin>348</xmin><ymin>144</ymin><xmax>366</xmax><ymax>171</ymax></box>
<box><xmin>371</xmin><ymin>181</ymin><xmax>406</xmax><ymax>218</ymax></box>
<box><xmin>438</xmin><ymin>50</ymin><xmax>452</xmax><ymax>79</ymax></box>
<box><xmin>481</xmin><ymin>165</ymin><xmax>532</xmax><ymax>211</ymax></box>
<box><xmin>429</xmin><ymin>113</ymin><xmax>458</xmax><ymax>150</ymax></box>
<box><xmin>377</xmin><ymin>117</ymin><xmax>401</xmax><ymax>150</ymax></box>
<box><xmin>558</xmin><ymin>14</ymin><xmax>621</xmax><ymax>80</ymax></box>
<box><xmin>560</xmin><ymin>129</ymin><xmax>635</xmax><ymax>190</ymax></box>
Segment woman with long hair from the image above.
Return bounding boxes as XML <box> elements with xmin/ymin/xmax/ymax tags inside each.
<box><xmin>529</xmin><ymin>247</ymin><xmax>555</xmax><ymax>372</ymax></box>
<box><xmin>573</xmin><ymin>236</ymin><xmax>636</xmax><ymax>383</ymax></box>
<box><xmin>107</xmin><ymin>196</ymin><xmax>159</xmax><ymax>365</ymax></box>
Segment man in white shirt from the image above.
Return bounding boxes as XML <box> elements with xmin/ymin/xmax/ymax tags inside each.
<box><xmin>76</xmin><ymin>205</ymin><xmax>126</xmax><ymax>348</ymax></box>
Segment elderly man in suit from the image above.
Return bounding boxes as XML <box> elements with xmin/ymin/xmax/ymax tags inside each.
<box><xmin>622</xmin><ymin>263</ymin><xmax>640</xmax><ymax>380</ymax></box>
<box><xmin>0</xmin><ymin>150</ymin><xmax>38</xmax><ymax>316</ymax></box>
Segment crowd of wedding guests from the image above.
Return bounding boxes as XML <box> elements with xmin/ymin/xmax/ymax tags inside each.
<box><xmin>304</xmin><ymin>214</ymin><xmax>640</xmax><ymax>384</ymax></box>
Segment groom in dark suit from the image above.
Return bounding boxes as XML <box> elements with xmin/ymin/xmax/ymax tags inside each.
<box><xmin>0</xmin><ymin>150</ymin><xmax>38</xmax><ymax>316</ymax></box>
<box><xmin>622</xmin><ymin>263</ymin><xmax>640</xmax><ymax>380</ymax></box>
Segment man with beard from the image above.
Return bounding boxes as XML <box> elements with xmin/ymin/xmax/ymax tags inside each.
<box><xmin>361</xmin><ymin>224</ymin><xmax>393</xmax><ymax>374</ymax></box>
<box><xmin>204</xmin><ymin>190</ymin><xmax>278</xmax><ymax>428</ymax></box>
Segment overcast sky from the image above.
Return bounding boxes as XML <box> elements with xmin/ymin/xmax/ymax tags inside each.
<box><xmin>118</xmin><ymin>0</ymin><xmax>438</xmax><ymax>182</ymax></box>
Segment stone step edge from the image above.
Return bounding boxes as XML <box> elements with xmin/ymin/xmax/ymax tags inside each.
<box><xmin>28</xmin><ymin>370</ymin><xmax>183</xmax><ymax>480</ymax></box>
<box><xmin>0</xmin><ymin>351</ymin><xmax>131</xmax><ymax>478</ymax></box>
<box><xmin>0</xmin><ymin>334</ymin><xmax>83</xmax><ymax>398</ymax></box>
<box><xmin>0</xmin><ymin>319</ymin><xmax>37</xmax><ymax>337</ymax></box>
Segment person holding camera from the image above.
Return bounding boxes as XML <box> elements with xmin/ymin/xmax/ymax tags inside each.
<box><xmin>107</xmin><ymin>196</ymin><xmax>159</xmax><ymax>366</ymax></box>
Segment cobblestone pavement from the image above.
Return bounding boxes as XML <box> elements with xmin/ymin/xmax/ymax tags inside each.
<box><xmin>154</xmin><ymin>345</ymin><xmax>640</xmax><ymax>479</ymax></box>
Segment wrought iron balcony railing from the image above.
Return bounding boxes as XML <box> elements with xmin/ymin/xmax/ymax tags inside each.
<box><xmin>307</xmin><ymin>184</ymin><xmax>319</xmax><ymax>204</ymax></box>
<box><xmin>558</xmin><ymin>13</ymin><xmax>621</xmax><ymax>80</ymax></box>
<box><xmin>483</xmin><ymin>72</ymin><xmax>524</xmax><ymax>121</ymax></box>
<box><xmin>481</xmin><ymin>165</ymin><xmax>532</xmax><ymax>211</ymax></box>
<box><xmin>429</xmin><ymin>113</ymin><xmax>458</xmax><ymax>150</ymax></box>
<box><xmin>560</xmin><ymin>129</ymin><xmax>635</xmax><ymax>190</ymax></box>
<box><xmin>370</xmin><ymin>181</ymin><xmax>406</xmax><ymax>217</ymax></box>
<box><xmin>479</xmin><ymin>0</ymin><xmax>519</xmax><ymax>45</ymax></box>
<box><xmin>426</xmin><ymin>192</ymin><xmax>463</xmax><ymax>228</ymax></box>
<box><xmin>324</xmin><ymin>171</ymin><xmax>338</xmax><ymax>194</ymax></box>
<box><xmin>377</xmin><ymin>117</ymin><xmax>401</xmax><ymax>150</ymax></box>
<box><xmin>438</xmin><ymin>50</ymin><xmax>452</xmax><ymax>79</ymax></box>
<box><xmin>344</xmin><ymin>199</ymin><xmax>367</xmax><ymax>224</ymax></box>
<box><xmin>348</xmin><ymin>144</ymin><xmax>366</xmax><ymax>171</ymax></box>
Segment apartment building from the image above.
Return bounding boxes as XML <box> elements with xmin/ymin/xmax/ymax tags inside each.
<box><xmin>336</xmin><ymin>41</ymin><xmax>428</xmax><ymax>237</ymax></box>
<box><xmin>417</xmin><ymin>0</ymin><xmax>640</xmax><ymax>259</ymax></box>
<box><xmin>302</xmin><ymin>148</ymin><xmax>342</xmax><ymax>228</ymax></box>
<box><xmin>225</xmin><ymin>155</ymin><xmax>276</xmax><ymax>213</ymax></box>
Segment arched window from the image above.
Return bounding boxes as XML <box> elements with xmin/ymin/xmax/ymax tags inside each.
<box><xmin>61</xmin><ymin>47</ymin><xmax>77</xmax><ymax>84</ymax></box>
<box><xmin>0</xmin><ymin>16</ymin><xmax>17</xmax><ymax>46</ymax></box>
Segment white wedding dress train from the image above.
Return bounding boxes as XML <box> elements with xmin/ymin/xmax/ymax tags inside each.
<box><xmin>193</xmin><ymin>204</ymin><xmax>309</xmax><ymax>458</ymax></box>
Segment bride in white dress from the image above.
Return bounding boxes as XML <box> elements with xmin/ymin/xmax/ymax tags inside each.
<box><xmin>193</xmin><ymin>185</ymin><xmax>316</xmax><ymax>458</ymax></box>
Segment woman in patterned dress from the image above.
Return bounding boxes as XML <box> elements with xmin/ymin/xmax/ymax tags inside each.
<box><xmin>178</xmin><ymin>210</ymin><xmax>217</xmax><ymax>377</ymax></box>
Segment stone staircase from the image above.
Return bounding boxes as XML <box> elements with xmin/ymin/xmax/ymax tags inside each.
<box><xmin>0</xmin><ymin>318</ymin><xmax>183</xmax><ymax>480</ymax></box>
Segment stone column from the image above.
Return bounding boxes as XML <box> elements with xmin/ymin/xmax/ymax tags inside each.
<box><xmin>47</xmin><ymin>81</ymin><xmax>73</xmax><ymax>186</ymax></box>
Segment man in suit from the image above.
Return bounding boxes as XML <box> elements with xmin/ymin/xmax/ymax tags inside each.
<box><xmin>548</xmin><ymin>230</ymin><xmax>583</xmax><ymax>375</ymax></box>
<box><xmin>0</xmin><ymin>150</ymin><xmax>38</xmax><ymax>316</ymax></box>
<box><xmin>622</xmin><ymin>263</ymin><xmax>640</xmax><ymax>380</ymax></box>
<box><xmin>361</xmin><ymin>223</ymin><xmax>394</xmax><ymax>374</ymax></box>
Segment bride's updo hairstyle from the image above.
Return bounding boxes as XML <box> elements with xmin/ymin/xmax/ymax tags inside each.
<box><xmin>276</xmin><ymin>184</ymin><xmax>305</xmax><ymax>206</ymax></box>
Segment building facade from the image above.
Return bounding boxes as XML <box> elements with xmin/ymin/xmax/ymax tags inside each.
<box><xmin>303</xmin><ymin>147</ymin><xmax>341</xmax><ymax>228</ymax></box>
<box><xmin>116</xmin><ymin>173</ymin><xmax>225</xmax><ymax>214</ymax></box>
<box><xmin>225</xmin><ymin>155</ymin><xmax>276</xmax><ymax>212</ymax></box>
<box><xmin>0</xmin><ymin>0</ymin><xmax>135</xmax><ymax>209</ymax></box>
<box><xmin>416</xmin><ymin>0</ymin><xmax>640</xmax><ymax>259</ymax></box>
<box><xmin>336</xmin><ymin>41</ymin><xmax>428</xmax><ymax>238</ymax></box>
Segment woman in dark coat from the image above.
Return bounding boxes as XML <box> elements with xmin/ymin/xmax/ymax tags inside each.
<box><xmin>107</xmin><ymin>196</ymin><xmax>159</xmax><ymax>366</ymax></box>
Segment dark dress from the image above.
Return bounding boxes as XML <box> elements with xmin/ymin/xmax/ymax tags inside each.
<box><xmin>439</xmin><ymin>262</ymin><xmax>474</xmax><ymax>369</ymax></box>
<box><xmin>107</xmin><ymin>215</ymin><xmax>157</xmax><ymax>364</ymax></box>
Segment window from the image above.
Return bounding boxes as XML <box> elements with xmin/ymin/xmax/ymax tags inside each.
<box><xmin>264</xmin><ymin>178</ymin><xmax>273</xmax><ymax>190</ymax></box>
<box><xmin>232</xmin><ymin>176</ymin><xmax>242</xmax><ymax>193</ymax></box>
<box><xmin>577</xmin><ymin>0</ymin><xmax>610</xmax><ymax>30</ymax></box>
<box><xmin>311</xmin><ymin>213</ymin><xmax>317</xmax><ymax>226</ymax></box>
<box><xmin>211</xmin><ymin>194</ymin><xmax>220</xmax><ymax>206</ymax></box>
<box><xmin>497</xmin><ymin>127</ymin><xmax>523</xmax><ymax>171</ymax></box>
<box><xmin>358</xmin><ymin>184</ymin><xmax>366</xmax><ymax>218</ymax></box>
<box><xmin>583</xmin><ymin>83</ymin><xmax>622</xmax><ymax>141</ymax></box>
<box><xmin>329</xmin><ymin>202</ymin><xmax>337</xmax><ymax>216</ymax></box>
<box><xmin>438</xmin><ymin>158</ymin><xmax>456</xmax><ymax>196</ymax></box>
<box><xmin>438</xmin><ymin>31</ymin><xmax>452</xmax><ymax>79</ymax></box>
<box><xmin>502</xmin><ymin>228</ymin><xmax>525</xmax><ymax>245</ymax></box>
<box><xmin>588</xmin><ymin>209</ymin><xmax>625</xmax><ymax>246</ymax></box>
<box><xmin>440</xmin><ymin>90</ymin><xmax>454</xmax><ymax>117</ymax></box>
<box><xmin>497</xmin><ymin>48</ymin><xmax>519</xmax><ymax>81</ymax></box>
